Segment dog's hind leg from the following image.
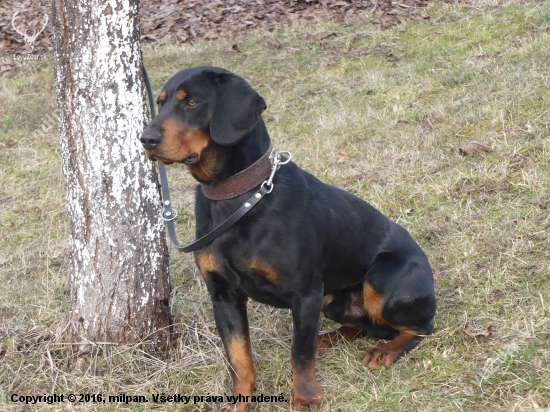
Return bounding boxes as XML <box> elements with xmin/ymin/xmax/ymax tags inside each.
<box><xmin>361</xmin><ymin>253</ymin><xmax>436</xmax><ymax>369</ymax></box>
<box><xmin>318</xmin><ymin>288</ymin><xmax>398</xmax><ymax>352</ymax></box>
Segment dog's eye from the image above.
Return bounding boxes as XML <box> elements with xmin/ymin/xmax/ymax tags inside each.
<box><xmin>188</xmin><ymin>99</ymin><xmax>198</xmax><ymax>107</ymax></box>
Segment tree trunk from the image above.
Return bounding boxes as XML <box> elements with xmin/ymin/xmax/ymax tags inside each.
<box><xmin>52</xmin><ymin>0</ymin><xmax>171</xmax><ymax>348</ymax></box>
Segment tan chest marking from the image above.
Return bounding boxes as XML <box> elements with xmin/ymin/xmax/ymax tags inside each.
<box><xmin>249</xmin><ymin>258</ymin><xmax>279</xmax><ymax>285</ymax></box>
<box><xmin>195</xmin><ymin>250</ymin><xmax>220</xmax><ymax>279</ymax></box>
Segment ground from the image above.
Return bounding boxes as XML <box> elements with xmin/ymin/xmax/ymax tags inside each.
<box><xmin>1</xmin><ymin>1</ymin><xmax>550</xmax><ymax>411</ymax></box>
<box><xmin>1</xmin><ymin>0</ymin><xmax>428</xmax><ymax>78</ymax></box>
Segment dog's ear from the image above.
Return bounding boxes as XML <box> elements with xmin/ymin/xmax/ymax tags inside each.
<box><xmin>206</xmin><ymin>71</ymin><xmax>267</xmax><ymax>146</ymax></box>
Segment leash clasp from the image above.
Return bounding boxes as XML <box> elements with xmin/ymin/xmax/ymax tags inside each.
<box><xmin>264</xmin><ymin>149</ymin><xmax>292</xmax><ymax>190</ymax></box>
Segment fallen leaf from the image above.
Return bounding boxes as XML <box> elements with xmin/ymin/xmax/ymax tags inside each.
<box><xmin>428</xmin><ymin>226</ymin><xmax>460</xmax><ymax>239</ymax></box>
<box><xmin>459</xmin><ymin>141</ymin><xmax>494</xmax><ymax>155</ymax></box>
<box><xmin>320</xmin><ymin>39</ymin><xmax>333</xmax><ymax>50</ymax></box>
<box><xmin>204</xmin><ymin>30</ymin><xmax>219</xmax><ymax>40</ymax></box>
<box><xmin>527</xmin><ymin>200</ymin><xmax>548</xmax><ymax>210</ymax></box>
<box><xmin>306</xmin><ymin>31</ymin><xmax>336</xmax><ymax>41</ymax></box>
<box><xmin>373</xmin><ymin>13</ymin><xmax>401</xmax><ymax>28</ymax></box>
<box><xmin>463</xmin><ymin>325</ymin><xmax>493</xmax><ymax>339</ymax></box>
<box><xmin>386</xmin><ymin>51</ymin><xmax>401</xmax><ymax>63</ymax></box>
<box><xmin>268</xmin><ymin>38</ymin><xmax>282</xmax><ymax>49</ymax></box>
<box><xmin>337</xmin><ymin>151</ymin><xmax>347</xmax><ymax>162</ymax></box>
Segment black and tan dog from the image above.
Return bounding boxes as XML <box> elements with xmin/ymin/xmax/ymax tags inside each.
<box><xmin>141</xmin><ymin>66</ymin><xmax>436</xmax><ymax>411</ymax></box>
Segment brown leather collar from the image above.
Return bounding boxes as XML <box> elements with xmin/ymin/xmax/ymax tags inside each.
<box><xmin>201</xmin><ymin>144</ymin><xmax>273</xmax><ymax>200</ymax></box>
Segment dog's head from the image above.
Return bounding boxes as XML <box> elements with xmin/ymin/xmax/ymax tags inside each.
<box><xmin>140</xmin><ymin>66</ymin><xmax>267</xmax><ymax>180</ymax></box>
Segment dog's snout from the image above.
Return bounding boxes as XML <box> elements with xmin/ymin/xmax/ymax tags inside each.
<box><xmin>140</xmin><ymin>130</ymin><xmax>163</xmax><ymax>150</ymax></box>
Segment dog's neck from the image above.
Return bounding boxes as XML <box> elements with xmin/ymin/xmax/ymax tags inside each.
<box><xmin>208</xmin><ymin>117</ymin><xmax>272</xmax><ymax>183</ymax></box>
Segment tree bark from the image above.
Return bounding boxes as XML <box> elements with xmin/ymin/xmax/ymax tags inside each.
<box><xmin>52</xmin><ymin>0</ymin><xmax>171</xmax><ymax>348</ymax></box>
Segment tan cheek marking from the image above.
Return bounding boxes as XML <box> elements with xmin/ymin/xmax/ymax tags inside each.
<box><xmin>227</xmin><ymin>337</ymin><xmax>256</xmax><ymax>396</ymax></box>
<box><xmin>363</xmin><ymin>282</ymin><xmax>386</xmax><ymax>324</ymax></box>
<box><xmin>250</xmin><ymin>258</ymin><xmax>279</xmax><ymax>285</ymax></box>
<box><xmin>159</xmin><ymin>91</ymin><xmax>166</xmax><ymax>103</ymax></box>
<box><xmin>159</xmin><ymin>118</ymin><xmax>211</xmax><ymax>162</ymax></box>
<box><xmin>177</xmin><ymin>90</ymin><xmax>187</xmax><ymax>100</ymax></box>
<box><xmin>187</xmin><ymin>144</ymin><xmax>217</xmax><ymax>183</ymax></box>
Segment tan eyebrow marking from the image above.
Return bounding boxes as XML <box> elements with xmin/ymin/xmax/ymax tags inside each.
<box><xmin>177</xmin><ymin>90</ymin><xmax>187</xmax><ymax>100</ymax></box>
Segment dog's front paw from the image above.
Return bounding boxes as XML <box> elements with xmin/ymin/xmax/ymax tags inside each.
<box><xmin>363</xmin><ymin>345</ymin><xmax>402</xmax><ymax>369</ymax></box>
<box><xmin>292</xmin><ymin>383</ymin><xmax>324</xmax><ymax>410</ymax></box>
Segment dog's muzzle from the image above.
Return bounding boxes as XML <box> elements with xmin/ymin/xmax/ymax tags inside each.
<box><xmin>140</xmin><ymin>130</ymin><xmax>162</xmax><ymax>150</ymax></box>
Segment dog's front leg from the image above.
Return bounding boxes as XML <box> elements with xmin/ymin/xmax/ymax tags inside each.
<box><xmin>291</xmin><ymin>290</ymin><xmax>324</xmax><ymax>408</ymax></box>
<box><xmin>208</xmin><ymin>283</ymin><xmax>255</xmax><ymax>412</ymax></box>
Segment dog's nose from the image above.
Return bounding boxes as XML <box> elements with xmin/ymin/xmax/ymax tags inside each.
<box><xmin>140</xmin><ymin>130</ymin><xmax>163</xmax><ymax>150</ymax></box>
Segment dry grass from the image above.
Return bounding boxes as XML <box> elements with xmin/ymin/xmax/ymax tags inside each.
<box><xmin>1</xmin><ymin>1</ymin><xmax>550</xmax><ymax>411</ymax></box>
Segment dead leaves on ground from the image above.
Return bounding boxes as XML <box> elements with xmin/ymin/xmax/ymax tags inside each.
<box><xmin>0</xmin><ymin>0</ymin><xmax>433</xmax><ymax>58</ymax></box>
<box><xmin>0</xmin><ymin>0</ymin><xmax>432</xmax><ymax>79</ymax></box>
<box><xmin>142</xmin><ymin>0</ymin><xmax>430</xmax><ymax>48</ymax></box>
<box><xmin>0</xmin><ymin>0</ymin><xmax>52</xmax><ymax>56</ymax></box>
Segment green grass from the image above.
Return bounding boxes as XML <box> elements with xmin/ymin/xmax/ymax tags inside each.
<box><xmin>1</xmin><ymin>1</ymin><xmax>550</xmax><ymax>411</ymax></box>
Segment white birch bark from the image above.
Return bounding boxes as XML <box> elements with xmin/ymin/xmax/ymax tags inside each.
<box><xmin>52</xmin><ymin>0</ymin><xmax>171</xmax><ymax>347</ymax></box>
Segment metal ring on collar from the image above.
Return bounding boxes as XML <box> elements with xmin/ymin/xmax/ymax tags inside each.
<box><xmin>261</xmin><ymin>180</ymin><xmax>274</xmax><ymax>193</ymax></box>
<box><xmin>277</xmin><ymin>151</ymin><xmax>292</xmax><ymax>165</ymax></box>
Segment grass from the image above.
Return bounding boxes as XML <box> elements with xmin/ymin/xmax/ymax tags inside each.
<box><xmin>1</xmin><ymin>1</ymin><xmax>550</xmax><ymax>410</ymax></box>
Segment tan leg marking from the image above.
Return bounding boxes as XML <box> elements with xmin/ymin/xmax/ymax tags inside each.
<box><xmin>363</xmin><ymin>327</ymin><xmax>418</xmax><ymax>369</ymax></box>
<box><xmin>291</xmin><ymin>357</ymin><xmax>323</xmax><ymax>409</ymax></box>
<box><xmin>363</xmin><ymin>282</ymin><xmax>385</xmax><ymax>324</ymax></box>
<box><xmin>225</xmin><ymin>337</ymin><xmax>255</xmax><ymax>412</ymax></box>
<box><xmin>316</xmin><ymin>324</ymin><xmax>362</xmax><ymax>352</ymax></box>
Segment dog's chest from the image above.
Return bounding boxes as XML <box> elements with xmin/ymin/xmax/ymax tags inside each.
<box><xmin>195</xmin><ymin>248</ymin><xmax>293</xmax><ymax>308</ymax></box>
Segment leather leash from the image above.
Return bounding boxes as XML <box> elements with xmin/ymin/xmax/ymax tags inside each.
<box><xmin>142</xmin><ymin>65</ymin><xmax>288</xmax><ymax>253</ymax></box>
